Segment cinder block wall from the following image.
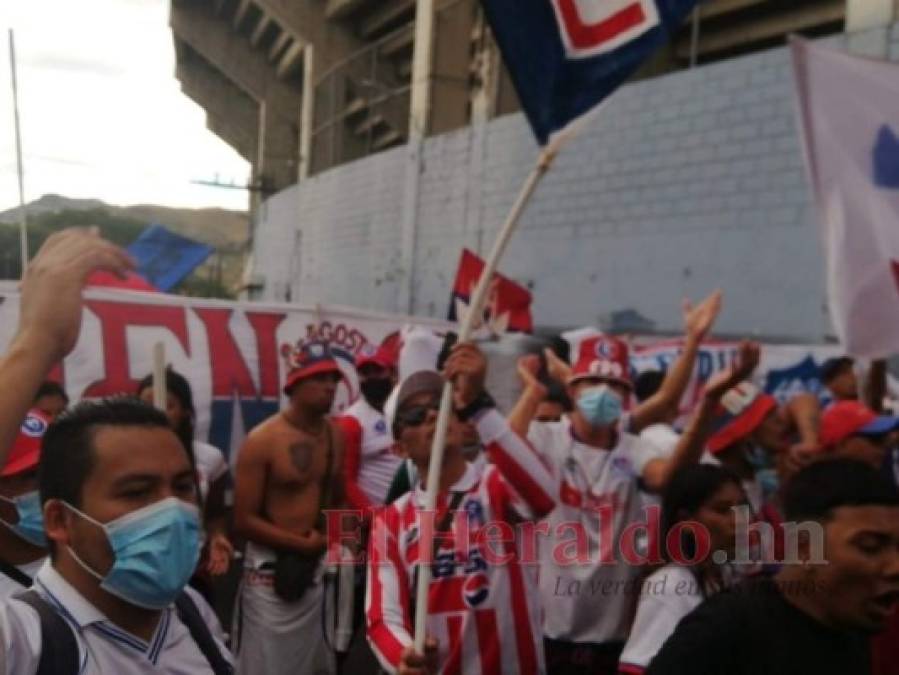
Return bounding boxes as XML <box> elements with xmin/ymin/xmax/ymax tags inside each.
<box><xmin>251</xmin><ymin>26</ymin><xmax>894</xmax><ymax>341</ymax></box>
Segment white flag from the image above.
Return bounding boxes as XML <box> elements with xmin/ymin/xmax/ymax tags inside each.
<box><xmin>792</xmin><ymin>37</ymin><xmax>899</xmax><ymax>358</ymax></box>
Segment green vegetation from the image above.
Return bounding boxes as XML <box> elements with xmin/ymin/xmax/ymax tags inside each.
<box><xmin>0</xmin><ymin>209</ymin><xmax>235</xmax><ymax>299</ymax></box>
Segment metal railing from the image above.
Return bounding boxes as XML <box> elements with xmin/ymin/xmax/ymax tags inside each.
<box><xmin>310</xmin><ymin>23</ymin><xmax>413</xmax><ymax>175</ymax></box>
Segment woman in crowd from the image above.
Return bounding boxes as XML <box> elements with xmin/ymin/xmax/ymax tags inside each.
<box><xmin>618</xmin><ymin>464</ymin><xmax>748</xmax><ymax>674</ymax></box>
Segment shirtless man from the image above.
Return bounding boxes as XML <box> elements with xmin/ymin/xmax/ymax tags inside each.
<box><xmin>233</xmin><ymin>341</ymin><xmax>345</xmax><ymax>675</ymax></box>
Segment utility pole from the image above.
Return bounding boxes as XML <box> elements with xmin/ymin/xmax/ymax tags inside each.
<box><xmin>9</xmin><ymin>30</ymin><xmax>28</xmax><ymax>277</ymax></box>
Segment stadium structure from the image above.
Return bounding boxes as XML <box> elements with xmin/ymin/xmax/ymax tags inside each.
<box><xmin>171</xmin><ymin>0</ymin><xmax>895</xmax><ymax>341</ymax></box>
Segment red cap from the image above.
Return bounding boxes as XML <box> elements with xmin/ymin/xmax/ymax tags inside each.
<box><xmin>2</xmin><ymin>410</ymin><xmax>50</xmax><ymax>477</ymax></box>
<box><xmin>820</xmin><ymin>401</ymin><xmax>899</xmax><ymax>448</ymax></box>
<box><xmin>707</xmin><ymin>383</ymin><xmax>778</xmax><ymax>454</ymax></box>
<box><xmin>356</xmin><ymin>342</ymin><xmax>397</xmax><ymax>371</ymax></box>
<box><xmin>282</xmin><ymin>341</ymin><xmax>342</xmax><ymax>394</ymax></box>
<box><xmin>568</xmin><ymin>335</ymin><xmax>632</xmax><ymax>389</ymax></box>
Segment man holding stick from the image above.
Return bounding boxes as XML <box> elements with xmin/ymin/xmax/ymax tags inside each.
<box><xmin>366</xmin><ymin>342</ymin><xmax>557</xmax><ymax>674</ymax></box>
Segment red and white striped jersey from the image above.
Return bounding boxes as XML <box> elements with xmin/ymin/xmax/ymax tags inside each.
<box><xmin>338</xmin><ymin>398</ymin><xmax>402</xmax><ymax>512</ymax></box>
<box><xmin>527</xmin><ymin>416</ymin><xmax>666</xmax><ymax>644</ymax></box>
<box><xmin>366</xmin><ymin>409</ymin><xmax>557</xmax><ymax>675</ymax></box>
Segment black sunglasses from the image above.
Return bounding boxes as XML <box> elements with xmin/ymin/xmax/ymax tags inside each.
<box><xmin>396</xmin><ymin>402</ymin><xmax>441</xmax><ymax>429</ymax></box>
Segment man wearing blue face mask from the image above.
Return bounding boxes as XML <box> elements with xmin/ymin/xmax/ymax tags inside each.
<box><xmin>0</xmin><ymin>397</ymin><xmax>233</xmax><ymax>675</ymax></box>
<box><xmin>512</xmin><ymin>299</ymin><xmax>760</xmax><ymax>674</ymax></box>
<box><xmin>0</xmin><ymin>410</ymin><xmax>51</xmax><ymax>600</ymax></box>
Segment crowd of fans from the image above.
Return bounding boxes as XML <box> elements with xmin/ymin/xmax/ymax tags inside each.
<box><xmin>0</xmin><ymin>229</ymin><xmax>897</xmax><ymax>675</ymax></box>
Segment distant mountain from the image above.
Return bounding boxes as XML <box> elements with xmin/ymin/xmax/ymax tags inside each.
<box><xmin>0</xmin><ymin>194</ymin><xmax>250</xmax><ymax>298</ymax></box>
<box><xmin>0</xmin><ymin>194</ymin><xmax>249</xmax><ymax>250</ymax></box>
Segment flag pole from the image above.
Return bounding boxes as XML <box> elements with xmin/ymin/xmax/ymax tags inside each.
<box><xmin>152</xmin><ymin>342</ymin><xmax>167</xmax><ymax>411</ymax></box>
<box><xmin>413</xmin><ymin>145</ymin><xmax>557</xmax><ymax>651</ymax></box>
<box><xmin>8</xmin><ymin>30</ymin><xmax>28</xmax><ymax>278</ymax></box>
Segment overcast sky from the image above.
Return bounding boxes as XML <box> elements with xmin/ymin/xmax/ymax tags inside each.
<box><xmin>0</xmin><ymin>0</ymin><xmax>250</xmax><ymax>212</ymax></box>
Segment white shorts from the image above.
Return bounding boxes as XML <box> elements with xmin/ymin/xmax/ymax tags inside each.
<box><xmin>233</xmin><ymin>544</ymin><xmax>336</xmax><ymax>675</ymax></box>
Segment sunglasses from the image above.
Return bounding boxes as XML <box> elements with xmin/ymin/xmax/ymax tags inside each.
<box><xmin>396</xmin><ymin>402</ymin><xmax>441</xmax><ymax>429</ymax></box>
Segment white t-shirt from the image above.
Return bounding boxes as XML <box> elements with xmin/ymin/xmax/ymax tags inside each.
<box><xmin>618</xmin><ymin>564</ymin><xmax>705</xmax><ymax>670</ymax></box>
<box><xmin>639</xmin><ymin>424</ymin><xmax>680</xmax><ymax>458</ymax></box>
<box><xmin>193</xmin><ymin>440</ymin><xmax>229</xmax><ymax>503</ymax></box>
<box><xmin>528</xmin><ymin>417</ymin><xmax>667</xmax><ymax>644</ymax></box>
<box><xmin>0</xmin><ymin>558</ymin><xmax>44</xmax><ymax>602</ymax></box>
<box><xmin>341</xmin><ymin>398</ymin><xmax>402</xmax><ymax>506</ymax></box>
<box><xmin>638</xmin><ymin>424</ymin><xmax>719</xmax><ymax>511</ymax></box>
<box><xmin>640</xmin><ymin>423</ymin><xmax>720</xmax><ymax>465</ymax></box>
<box><xmin>0</xmin><ymin>561</ymin><xmax>232</xmax><ymax>674</ymax></box>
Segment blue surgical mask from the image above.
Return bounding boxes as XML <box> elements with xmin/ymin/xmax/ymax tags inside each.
<box><xmin>576</xmin><ymin>385</ymin><xmax>623</xmax><ymax>427</ymax></box>
<box><xmin>66</xmin><ymin>497</ymin><xmax>201</xmax><ymax>610</ymax></box>
<box><xmin>0</xmin><ymin>490</ymin><xmax>47</xmax><ymax>547</ymax></box>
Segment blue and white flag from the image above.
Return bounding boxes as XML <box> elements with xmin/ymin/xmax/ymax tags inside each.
<box><xmin>127</xmin><ymin>224</ymin><xmax>214</xmax><ymax>292</ymax></box>
<box><xmin>792</xmin><ymin>38</ymin><xmax>899</xmax><ymax>357</ymax></box>
<box><xmin>480</xmin><ymin>0</ymin><xmax>700</xmax><ymax>145</ymax></box>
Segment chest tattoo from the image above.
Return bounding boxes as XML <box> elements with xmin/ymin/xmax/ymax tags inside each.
<box><xmin>289</xmin><ymin>440</ymin><xmax>316</xmax><ymax>473</ymax></box>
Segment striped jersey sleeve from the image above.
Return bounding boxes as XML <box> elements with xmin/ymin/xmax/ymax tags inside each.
<box><xmin>476</xmin><ymin>410</ymin><xmax>557</xmax><ymax>521</ymax></box>
<box><xmin>365</xmin><ymin>409</ymin><xmax>556</xmax><ymax>675</ymax></box>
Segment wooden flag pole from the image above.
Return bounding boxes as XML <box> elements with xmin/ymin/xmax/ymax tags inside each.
<box><xmin>152</xmin><ymin>342</ymin><xmax>167</xmax><ymax>411</ymax></box>
<box><xmin>413</xmin><ymin>146</ymin><xmax>557</xmax><ymax>651</ymax></box>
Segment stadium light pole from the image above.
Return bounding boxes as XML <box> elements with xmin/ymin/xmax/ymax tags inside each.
<box><xmin>8</xmin><ymin>29</ymin><xmax>28</xmax><ymax>277</ymax></box>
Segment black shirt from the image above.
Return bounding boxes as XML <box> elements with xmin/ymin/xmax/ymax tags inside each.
<box><xmin>646</xmin><ymin>576</ymin><xmax>870</xmax><ymax>675</ymax></box>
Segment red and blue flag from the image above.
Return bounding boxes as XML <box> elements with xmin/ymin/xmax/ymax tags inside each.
<box><xmin>448</xmin><ymin>248</ymin><xmax>533</xmax><ymax>334</ymax></box>
<box><xmin>480</xmin><ymin>0</ymin><xmax>700</xmax><ymax>144</ymax></box>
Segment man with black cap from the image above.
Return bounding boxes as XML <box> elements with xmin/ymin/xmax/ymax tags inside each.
<box><xmin>232</xmin><ymin>340</ymin><xmax>346</xmax><ymax>675</ymax></box>
<box><xmin>367</xmin><ymin>342</ymin><xmax>558</xmax><ymax>674</ymax></box>
<box><xmin>338</xmin><ymin>340</ymin><xmax>402</xmax><ymax>516</ymax></box>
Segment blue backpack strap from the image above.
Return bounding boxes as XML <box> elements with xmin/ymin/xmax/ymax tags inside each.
<box><xmin>14</xmin><ymin>590</ymin><xmax>79</xmax><ymax>675</ymax></box>
<box><xmin>174</xmin><ymin>592</ymin><xmax>234</xmax><ymax>675</ymax></box>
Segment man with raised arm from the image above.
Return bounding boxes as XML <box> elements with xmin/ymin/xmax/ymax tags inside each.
<box><xmin>0</xmin><ymin>228</ymin><xmax>133</xmax><ymax>466</ymax></box>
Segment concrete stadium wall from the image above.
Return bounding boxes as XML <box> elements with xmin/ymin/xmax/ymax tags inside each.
<box><xmin>250</xmin><ymin>25</ymin><xmax>898</xmax><ymax>342</ymax></box>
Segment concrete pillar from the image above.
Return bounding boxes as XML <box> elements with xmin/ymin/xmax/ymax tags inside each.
<box><xmin>430</xmin><ymin>0</ymin><xmax>477</xmax><ymax>135</ymax></box>
<box><xmin>397</xmin><ymin>0</ymin><xmax>437</xmax><ymax>312</ymax></box>
<box><xmin>299</xmin><ymin>44</ymin><xmax>315</xmax><ymax>181</ymax></box>
<box><xmin>409</xmin><ymin>0</ymin><xmax>436</xmax><ymax>139</ymax></box>
<box><xmin>846</xmin><ymin>0</ymin><xmax>896</xmax><ymax>31</ymax></box>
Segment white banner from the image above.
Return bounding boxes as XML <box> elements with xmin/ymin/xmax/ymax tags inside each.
<box><xmin>0</xmin><ymin>283</ymin><xmax>454</xmax><ymax>463</ymax></box>
<box><xmin>563</xmin><ymin>327</ymin><xmax>842</xmax><ymax>413</ymax></box>
<box><xmin>792</xmin><ymin>37</ymin><xmax>899</xmax><ymax>357</ymax></box>
<box><xmin>0</xmin><ymin>282</ymin><xmax>854</xmax><ymax>463</ymax></box>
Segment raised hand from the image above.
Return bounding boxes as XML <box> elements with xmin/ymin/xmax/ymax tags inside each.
<box><xmin>683</xmin><ymin>290</ymin><xmax>723</xmax><ymax>342</ymax></box>
<box><xmin>517</xmin><ymin>354</ymin><xmax>547</xmax><ymax>398</ymax></box>
<box><xmin>703</xmin><ymin>341</ymin><xmax>761</xmax><ymax>400</ymax></box>
<box><xmin>443</xmin><ymin>343</ymin><xmax>487</xmax><ymax>409</ymax></box>
<box><xmin>543</xmin><ymin>347</ymin><xmax>572</xmax><ymax>384</ymax></box>
<box><xmin>17</xmin><ymin>227</ymin><xmax>134</xmax><ymax>361</ymax></box>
